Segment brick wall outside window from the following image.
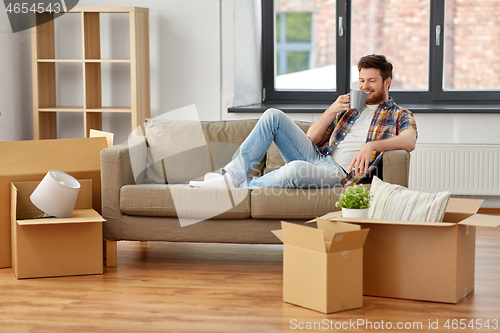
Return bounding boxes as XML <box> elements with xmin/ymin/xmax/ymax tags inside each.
<box><xmin>275</xmin><ymin>0</ymin><xmax>500</xmax><ymax>90</ymax></box>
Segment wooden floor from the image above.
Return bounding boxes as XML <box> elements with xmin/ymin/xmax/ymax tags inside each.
<box><xmin>0</xmin><ymin>227</ymin><xmax>499</xmax><ymax>332</ymax></box>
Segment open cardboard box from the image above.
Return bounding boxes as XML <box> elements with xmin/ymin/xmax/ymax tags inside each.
<box><xmin>272</xmin><ymin>220</ymin><xmax>369</xmax><ymax>313</ymax></box>
<box><xmin>11</xmin><ymin>179</ymin><xmax>105</xmax><ymax>279</ymax></box>
<box><xmin>0</xmin><ymin>137</ymin><xmax>109</xmax><ymax>268</ymax></box>
<box><xmin>313</xmin><ymin>197</ymin><xmax>500</xmax><ymax>304</ymax></box>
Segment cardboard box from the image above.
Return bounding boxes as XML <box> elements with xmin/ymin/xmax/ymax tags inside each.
<box><xmin>317</xmin><ymin>198</ymin><xmax>500</xmax><ymax>304</ymax></box>
<box><xmin>0</xmin><ymin>137</ymin><xmax>109</xmax><ymax>268</ymax></box>
<box><xmin>272</xmin><ymin>220</ymin><xmax>369</xmax><ymax>313</ymax></box>
<box><xmin>11</xmin><ymin>180</ymin><xmax>105</xmax><ymax>279</ymax></box>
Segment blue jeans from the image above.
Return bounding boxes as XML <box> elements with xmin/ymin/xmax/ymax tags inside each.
<box><xmin>222</xmin><ymin>108</ymin><xmax>346</xmax><ymax>189</ymax></box>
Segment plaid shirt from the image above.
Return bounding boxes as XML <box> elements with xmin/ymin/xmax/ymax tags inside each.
<box><xmin>318</xmin><ymin>98</ymin><xmax>417</xmax><ymax>186</ymax></box>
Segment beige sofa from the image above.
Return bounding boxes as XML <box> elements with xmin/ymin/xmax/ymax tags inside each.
<box><xmin>101</xmin><ymin>119</ymin><xmax>410</xmax><ymax>265</ymax></box>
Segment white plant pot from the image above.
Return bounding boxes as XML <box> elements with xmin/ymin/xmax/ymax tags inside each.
<box><xmin>341</xmin><ymin>208</ymin><xmax>369</xmax><ymax>218</ymax></box>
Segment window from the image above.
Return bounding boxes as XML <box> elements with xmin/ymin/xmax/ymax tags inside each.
<box><xmin>274</xmin><ymin>7</ymin><xmax>335</xmax><ymax>90</ymax></box>
<box><xmin>261</xmin><ymin>0</ymin><xmax>500</xmax><ymax>108</ymax></box>
<box><xmin>350</xmin><ymin>0</ymin><xmax>430</xmax><ymax>91</ymax></box>
<box><xmin>443</xmin><ymin>0</ymin><xmax>500</xmax><ymax>91</ymax></box>
<box><xmin>275</xmin><ymin>13</ymin><xmax>312</xmax><ymax>77</ymax></box>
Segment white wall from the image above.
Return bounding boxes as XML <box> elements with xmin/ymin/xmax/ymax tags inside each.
<box><xmin>414</xmin><ymin>113</ymin><xmax>500</xmax><ymax>208</ymax></box>
<box><xmin>83</xmin><ymin>0</ymin><xmax>222</xmax><ymax>143</ymax></box>
<box><xmin>0</xmin><ymin>8</ymin><xmax>32</xmax><ymax>141</ymax></box>
<box><xmin>0</xmin><ymin>0</ymin><xmax>222</xmax><ymax>143</ymax></box>
<box><xmin>414</xmin><ymin>113</ymin><xmax>500</xmax><ymax>144</ymax></box>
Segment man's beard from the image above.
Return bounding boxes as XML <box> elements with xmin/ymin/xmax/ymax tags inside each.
<box><xmin>365</xmin><ymin>89</ymin><xmax>386</xmax><ymax>105</ymax></box>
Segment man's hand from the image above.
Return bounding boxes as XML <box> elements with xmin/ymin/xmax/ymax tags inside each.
<box><xmin>347</xmin><ymin>129</ymin><xmax>417</xmax><ymax>176</ymax></box>
<box><xmin>328</xmin><ymin>94</ymin><xmax>350</xmax><ymax>115</ymax></box>
<box><xmin>307</xmin><ymin>94</ymin><xmax>351</xmax><ymax>145</ymax></box>
<box><xmin>348</xmin><ymin>142</ymin><xmax>374</xmax><ymax>176</ymax></box>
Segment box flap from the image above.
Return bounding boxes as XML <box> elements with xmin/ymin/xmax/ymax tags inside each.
<box><xmin>316</xmin><ymin>218</ymin><xmax>360</xmax><ymax>237</ymax></box>
<box><xmin>16</xmin><ymin>209</ymin><xmax>105</xmax><ymax>226</ymax></box>
<box><xmin>458</xmin><ymin>214</ymin><xmax>500</xmax><ymax>228</ymax></box>
<box><xmin>327</xmin><ymin>228</ymin><xmax>369</xmax><ymax>253</ymax></box>
<box><xmin>443</xmin><ymin>212</ymin><xmax>475</xmax><ymax>223</ymax></box>
<box><xmin>11</xmin><ymin>183</ymin><xmax>18</xmax><ymax>223</ymax></box>
<box><xmin>307</xmin><ymin>211</ymin><xmax>338</xmax><ymax>223</ymax></box>
<box><xmin>281</xmin><ymin>221</ymin><xmax>326</xmax><ymax>253</ymax></box>
<box><xmin>89</xmin><ymin>129</ymin><xmax>114</xmax><ymax>147</ymax></box>
<box><xmin>316</xmin><ymin>218</ymin><xmax>361</xmax><ymax>250</ymax></box>
<box><xmin>319</xmin><ymin>211</ymin><xmax>457</xmax><ymax>227</ymax></box>
<box><xmin>271</xmin><ymin>229</ymin><xmax>284</xmax><ymax>243</ymax></box>
<box><xmin>445</xmin><ymin>198</ymin><xmax>483</xmax><ymax>214</ymax></box>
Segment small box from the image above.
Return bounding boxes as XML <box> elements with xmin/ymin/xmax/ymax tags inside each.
<box><xmin>11</xmin><ymin>180</ymin><xmax>105</xmax><ymax>279</ymax></box>
<box><xmin>317</xmin><ymin>198</ymin><xmax>500</xmax><ymax>304</ymax></box>
<box><xmin>272</xmin><ymin>220</ymin><xmax>369</xmax><ymax>314</ymax></box>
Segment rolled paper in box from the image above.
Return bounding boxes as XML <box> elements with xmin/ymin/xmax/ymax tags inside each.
<box><xmin>30</xmin><ymin>170</ymin><xmax>81</xmax><ymax>218</ymax></box>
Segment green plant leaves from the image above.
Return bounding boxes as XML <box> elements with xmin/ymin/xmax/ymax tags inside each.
<box><xmin>335</xmin><ymin>185</ymin><xmax>371</xmax><ymax>209</ymax></box>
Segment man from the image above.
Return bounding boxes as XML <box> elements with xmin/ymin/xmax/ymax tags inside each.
<box><xmin>190</xmin><ymin>54</ymin><xmax>417</xmax><ymax>189</ymax></box>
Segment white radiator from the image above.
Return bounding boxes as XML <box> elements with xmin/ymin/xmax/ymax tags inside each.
<box><xmin>409</xmin><ymin>144</ymin><xmax>500</xmax><ymax>196</ymax></box>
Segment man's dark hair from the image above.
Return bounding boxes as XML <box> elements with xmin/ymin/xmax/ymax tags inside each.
<box><xmin>358</xmin><ymin>54</ymin><xmax>393</xmax><ymax>81</ymax></box>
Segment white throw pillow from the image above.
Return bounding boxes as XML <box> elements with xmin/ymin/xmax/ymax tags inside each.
<box><xmin>368</xmin><ymin>176</ymin><xmax>450</xmax><ymax>222</ymax></box>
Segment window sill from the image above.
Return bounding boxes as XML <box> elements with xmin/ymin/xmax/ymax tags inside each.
<box><xmin>228</xmin><ymin>102</ymin><xmax>500</xmax><ymax>114</ymax></box>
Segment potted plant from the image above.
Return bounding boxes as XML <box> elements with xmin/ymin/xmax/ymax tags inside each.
<box><xmin>335</xmin><ymin>185</ymin><xmax>371</xmax><ymax>218</ymax></box>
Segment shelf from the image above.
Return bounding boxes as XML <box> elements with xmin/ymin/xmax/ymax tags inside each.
<box><xmin>86</xmin><ymin>107</ymin><xmax>132</xmax><ymax>113</ymax></box>
<box><xmin>68</xmin><ymin>7</ymin><xmax>149</xmax><ymax>13</ymax></box>
<box><xmin>38</xmin><ymin>59</ymin><xmax>82</xmax><ymax>63</ymax></box>
<box><xmin>37</xmin><ymin>59</ymin><xmax>131</xmax><ymax>63</ymax></box>
<box><xmin>85</xmin><ymin>59</ymin><xmax>131</xmax><ymax>63</ymax></box>
<box><xmin>39</xmin><ymin>107</ymin><xmax>131</xmax><ymax>113</ymax></box>
<box><xmin>39</xmin><ymin>107</ymin><xmax>85</xmax><ymax>112</ymax></box>
<box><xmin>32</xmin><ymin>7</ymin><xmax>150</xmax><ymax>140</ymax></box>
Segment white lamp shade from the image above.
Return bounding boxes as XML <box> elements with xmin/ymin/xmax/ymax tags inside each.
<box><xmin>30</xmin><ymin>170</ymin><xmax>81</xmax><ymax>218</ymax></box>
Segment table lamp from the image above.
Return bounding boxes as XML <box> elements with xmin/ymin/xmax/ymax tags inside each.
<box><xmin>30</xmin><ymin>170</ymin><xmax>81</xmax><ymax>218</ymax></box>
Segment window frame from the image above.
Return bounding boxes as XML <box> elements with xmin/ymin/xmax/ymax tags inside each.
<box><xmin>261</xmin><ymin>0</ymin><xmax>500</xmax><ymax>107</ymax></box>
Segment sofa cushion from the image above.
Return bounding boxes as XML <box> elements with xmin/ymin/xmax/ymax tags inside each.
<box><xmin>143</xmin><ymin>119</ymin><xmax>266</xmax><ymax>184</ymax></box>
<box><xmin>144</xmin><ymin>120</ymin><xmax>212</xmax><ymax>184</ymax></box>
<box><xmin>203</xmin><ymin>120</ymin><xmax>265</xmax><ymax>178</ymax></box>
<box><xmin>250</xmin><ymin>187</ymin><xmax>341</xmax><ymax>219</ymax></box>
<box><xmin>120</xmin><ymin>184</ymin><xmax>251</xmax><ymax>219</ymax></box>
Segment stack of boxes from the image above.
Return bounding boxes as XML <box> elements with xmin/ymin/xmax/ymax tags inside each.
<box><xmin>0</xmin><ymin>137</ymin><xmax>109</xmax><ymax>279</ymax></box>
<box><xmin>274</xmin><ymin>198</ymin><xmax>500</xmax><ymax>313</ymax></box>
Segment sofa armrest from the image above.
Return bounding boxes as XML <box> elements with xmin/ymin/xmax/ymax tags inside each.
<box><xmin>100</xmin><ymin>136</ymin><xmax>147</xmax><ymax>240</ymax></box>
<box><xmin>382</xmin><ymin>150</ymin><xmax>410</xmax><ymax>187</ymax></box>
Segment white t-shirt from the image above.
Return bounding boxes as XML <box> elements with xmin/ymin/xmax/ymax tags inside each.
<box><xmin>331</xmin><ymin>104</ymin><xmax>378</xmax><ymax>171</ymax></box>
